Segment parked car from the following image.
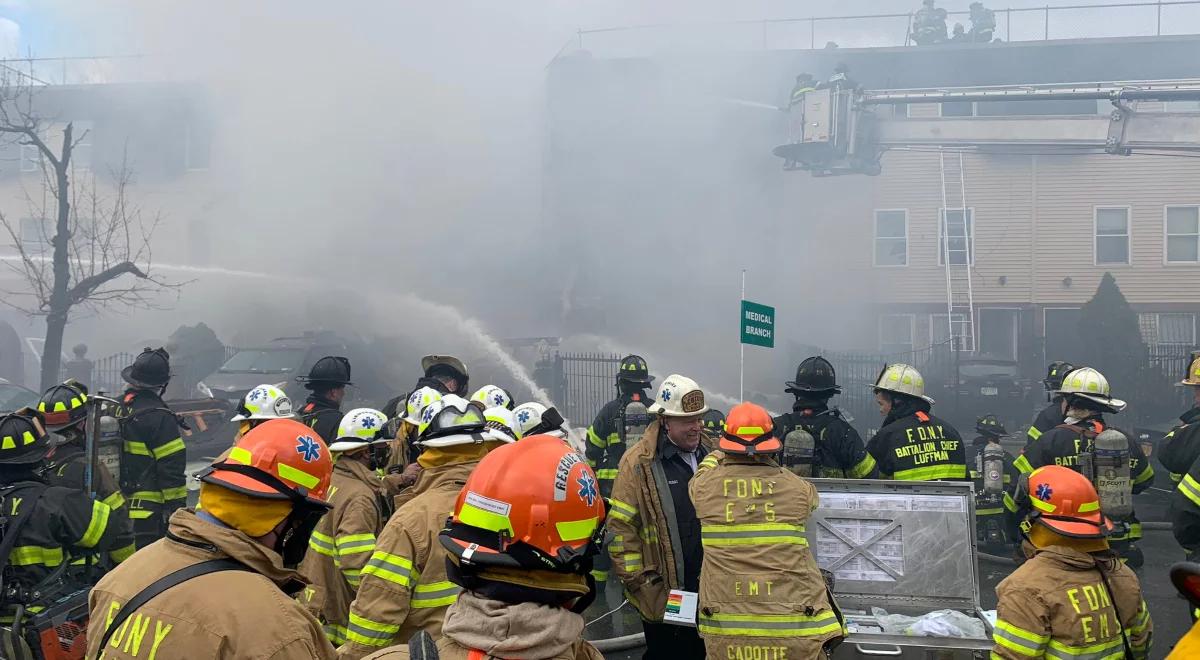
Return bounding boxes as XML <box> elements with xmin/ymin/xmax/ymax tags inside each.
<box><xmin>0</xmin><ymin>378</ymin><xmax>39</xmax><ymax>413</ymax></box>
<box><xmin>953</xmin><ymin>356</ymin><xmax>1038</xmax><ymax>430</ymax></box>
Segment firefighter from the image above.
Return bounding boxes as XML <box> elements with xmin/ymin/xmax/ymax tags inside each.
<box><xmin>302</xmin><ymin>408</ymin><xmax>391</xmax><ymax>647</ymax></box>
<box><xmin>789</xmin><ymin>73</ymin><xmax>815</xmax><ymax>108</ymax></box>
<box><xmin>1160</xmin><ymin>353</ymin><xmax>1200</xmax><ymax>489</ymax></box>
<box><xmin>0</xmin><ymin>408</ymin><xmax>130</xmax><ymax>627</ymax></box>
<box><xmin>970</xmin><ymin>414</ymin><xmax>1020</xmax><ymax>551</ymax></box>
<box><xmin>338</xmin><ymin>395</ymin><xmax>516</xmax><ymax>659</ymax></box>
<box><xmin>230</xmin><ymin>383</ymin><xmax>295</xmax><ymax>441</ymax></box>
<box><xmin>865</xmin><ymin>364</ymin><xmax>968</xmax><ymax>481</ymax></box>
<box><xmin>702</xmin><ymin>408</ymin><xmax>725</xmax><ymax>438</ymax></box>
<box><xmin>911</xmin><ymin>0</ymin><xmax>948</xmax><ymax>45</ymax></box>
<box><xmin>512</xmin><ymin>401</ymin><xmax>569</xmax><ymax>440</ymax></box>
<box><xmin>117</xmin><ymin>347</ymin><xmax>187</xmax><ymax>549</ymax></box>
<box><xmin>992</xmin><ymin>465</ymin><xmax>1152</xmax><ymax>660</ymax></box>
<box><xmin>415</xmin><ymin>355</ymin><xmax>470</xmax><ymax>397</ymax></box>
<box><xmin>299</xmin><ymin>356</ymin><xmax>353</xmax><ymax>444</ymax></box>
<box><xmin>1019</xmin><ymin>367</ymin><xmax>1153</xmax><ymax>566</ymax></box>
<box><xmin>1026</xmin><ymin>361</ymin><xmax>1075</xmax><ymax>450</ymax></box>
<box><xmin>774</xmin><ymin>356</ymin><xmax>877</xmax><ymax>479</ymax></box>
<box><xmin>482</xmin><ymin>406</ymin><xmax>520</xmax><ymax>442</ymax></box>
<box><xmin>690</xmin><ymin>402</ymin><xmax>844</xmax><ymax>659</ymax></box>
<box><xmin>86</xmin><ymin>418</ymin><xmax>337</xmax><ymax>659</ymax></box>
<box><xmin>468</xmin><ymin>384</ymin><xmax>514</xmax><ymax>412</ymax></box>
<box><xmin>383</xmin><ymin>387</ymin><xmax>442</xmax><ymax>495</ymax></box>
<box><xmin>38</xmin><ymin>380</ymin><xmax>135</xmax><ymax>566</ymax></box>
<box><xmin>360</xmin><ymin>436</ymin><xmax>607</xmax><ymax>660</ymax></box>
<box><xmin>608</xmin><ymin>374</ymin><xmax>711</xmax><ymax>659</ymax></box>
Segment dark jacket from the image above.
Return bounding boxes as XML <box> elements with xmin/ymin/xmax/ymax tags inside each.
<box><xmin>1174</xmin><ymin>451</ymin><xmax>1200</xmax><ymax>556</ymax></box>
<box><xmin>301</xmin><ymin>394</ymin><xmax>344</xmax><ymax>444</ymax></box>
<box><xmin>1026</xmin><ymin>400</ymin><xmax>1064</xmax><ymax>448</ymax></box>
<box><xmin>118</xmin><ymin>388</ymin><xmax>186</xmax><ymax>538</ymax></box>
<box><xmin>773</xmin><ymin>400</ymin><xmax>877</xmax><ymax>478</ymax></box>
<box><xmin>866</xmin><ymin>400</ymin><xmax>967</xmax><ymax>481</ymax></box>
<box><xmin>1160</xmin><ymin>406</ymin><xmax>1200</xmax><ymax>484</ymax></box>
<box><xmin>586</xmin><ymin>389</ymin><xmax>652</xmax><ymax>497</ymax></box>
<box><xmin>44</xmin><ymin>442</ymin><xmax>135</xmax><ymax>565</ymax></box>
<box><xmin>0</xmin><ymin>478</ymin><xmax>130</xmax><ymax>623</ymax></box>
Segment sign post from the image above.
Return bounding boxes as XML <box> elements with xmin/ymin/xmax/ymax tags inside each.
<box><xmin>739</xmin><ymin>272</ymin><xmax>775</xmax><ymax>400</ymax></box>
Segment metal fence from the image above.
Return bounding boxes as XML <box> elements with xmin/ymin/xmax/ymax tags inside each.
<box><xmin>61</xmin><ymin>345</ymin><xmax>243</xmax><ymax>397</ymax></box>
<box><xmin>542</xmin><ymin>352</ymin><xmax>624</xmax><ymax>428</ymax></box>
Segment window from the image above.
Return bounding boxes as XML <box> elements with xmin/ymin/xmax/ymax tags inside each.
<box><xmin>1095</xmin><ymin>207</ymin><xmax>1130</xmax><ymax>264</ymax></box>
<box><xmin>1139</xmin><ymin>312</ymin><xmax>1196</xmax><ymax>347</ymax></box>
<box><xmin>1166</xmin><ymin>206</ymin><xmax>1199</xmax><ymax>263</ymax></box>
<box><xmin>930</xmin><ymin>313</ymin><xmax>969</xmax><ymax>349</ymax></box>
<box><xmin>19</xmin><ymin>217</ymin><xmax>47</xmax><ymax>249</ymax></box>
<box><xmin>892</xmin><ymin>103</ymin><xmax>909</xmax><ymax>119</ymax></box>
<box><xmin>940</xmin><ymin>101</ymin><xmax>975</xmax><ymax>117</ymax></box>
<box><xmin>938</xmin><ymin>208</ymin><xmax>974</xmax><ymax>266</ymax></box>
<box><xmin>880</xmin><ymin>314</ymin><xmax>915</xmax><ymax>356</ymax></box>
<box><xmin>874</xmin><ymin>210</ymin><xmax>907</xmax><ymax>266</ymax></box>
<box><xmin>979</xmin><ymin>308</ymin><xmax>1019</xmax><ymax>359</ymax></box>
<box><xmin>19</xmin><ymin>144</ymin><xmax>39</xmax><ymax>173</ymax></box>
<box><xmin>1043</xmin><ymin>308</ymin><xmax>1083</xmax><ymax>365</ymax></box>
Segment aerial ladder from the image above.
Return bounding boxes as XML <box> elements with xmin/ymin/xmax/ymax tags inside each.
<box><xmin>773</xmin><ymin>78</ymin><xmax>1200</xmax><ymax>353</ymax></box>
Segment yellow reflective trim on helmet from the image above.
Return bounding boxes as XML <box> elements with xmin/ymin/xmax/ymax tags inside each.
<box><xmin>54</xmin><ymin>401</ymin><xmax>67</xmax><ymax>412</ymax></box>
<box><xmin>555</xmin><ymin>517</ymin><xmax>599</xmax><ymax>542</ymax></box>
<box><xmin>1077</xmin><ymin>501</ymin><xmax>1100</xmax><ymax>513</ymax></box>
<box><xmin>1030</xmin><ymin>497</ymin><xmax>1056</xmax><ymax>513</ymax></box>
<box><xmin>22</xmin><ymin>431</ymin><xmax>35</xmax><ymax>445</ymax></box>
<box><xmin>277</xmin><ymin>463</ymin><xmax>321</xmax><ymax>489</ymax></box>
<box><xmin>1</xmin><ymin>436</ymin><xmax>14</xmax><ymax>450</ymax></box>
<box><xmin>733</xmin><ymin>426</ymin><xmax>766</xmax><ymax>436</ymax></box>
<box><xmin>229</xmin><ymin>446</ymin><xmax>253</xmax><ymax>464</ymax></box>
<box><xmin>458</xmin><ymin>501</ymin><xmax>514</xmax><ymax>536</ymax></box>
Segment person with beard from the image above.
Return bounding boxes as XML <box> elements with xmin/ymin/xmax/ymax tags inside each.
<box><xmin>866</xmin><ymin>364</ymin><xmax>967</xmax><ymax>482</ymax></box>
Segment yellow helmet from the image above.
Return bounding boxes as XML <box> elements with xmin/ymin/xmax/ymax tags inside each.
<box><xmin>872</xmin><ymin>363</ymin><xmax>934</xmax><ymax>405</ymax></box>
<box><xmin>1180</xmin><ymin>354</ymin><xmax>1200</xmax><ymax>387</ymax></box>
<box><xmin>1056</xmin><ymin>367</ymin><xmax>1126</xmax><ymax>413</ymax></box>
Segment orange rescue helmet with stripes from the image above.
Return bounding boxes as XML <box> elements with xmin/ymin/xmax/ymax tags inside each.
<box><xmin>441</xmin><ymin>435</ymin><xmax>606</xmax><ymax>573</ymax></box>
<box><xmin>719</xmin><ymin>401</ymin><xmax>782</xmax><ymax>455</ymax></box>
<box><xmin>1026</xmin><ymin>465</ymin><xmax>1113</xmax><ymax>538</ymax></box>
<box><xmin>200</xmin><ymin>418</ymin><xmax>334</xmax><ymax>509</ymax></box>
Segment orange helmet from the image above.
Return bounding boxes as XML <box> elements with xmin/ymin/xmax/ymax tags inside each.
<box><xmin>719</xmin><ymin>402</ymin><xmax>782</xmax><ymax>455</ymax></box>
<box><xmin>440</xmin><ymin>435</ymin><xmax>606</xmax><ymax>574</ymax></box>
<box><xmin>200</xmin><ymin>418</ymin><xmax>334</xmax><ymax>509</ymax></box>
<box><xmin>1025</xmin><ymin>465</ymin><xmax>1112</xmax><ymax>538</ymax></box>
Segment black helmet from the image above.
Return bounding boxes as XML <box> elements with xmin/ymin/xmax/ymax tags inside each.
<box><xmin>122</xmin><ymin>347</ymin><xmax>171</xmax><ymax>388</ymax></box>
<box><xmin>975</xmin><ymin>414</ymin><xmax>1008</xmax><ymax>438</ymax></box>
<box><xmin>38</xmin><ymin>380</ymin><xmax>90</xmax><ymax>431</ymax></box>
<box><xmin>786</xmin><ymin>356</ymin><xmax>841</xmax><ymax>394</ymax></box>
<box><xmin>0</xmin><ymin>409</ymin><xmax>50</xmax><ymax>465</ymax></box>
<box><xmin>616</xmin><ymin>355</ymin><xmax>652</xmax><ymax>388</ymax></box>
<box><xmin>702</xmin><ymin>409</ymin><xmax>726</xmax><ymax>434</ymax></box>
<box><xmin>1043</xmin><ymin>361</ymin><xmax>1076</xmax><ymax>392</ymax></box>
<box><xmin>298</xmin><ymin>356</ymin><xmax>353</xmax><ymax>389</ymax></box>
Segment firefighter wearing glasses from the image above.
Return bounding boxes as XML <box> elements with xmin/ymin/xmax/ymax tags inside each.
<box><xmin>992</xmin><ymin>465</ymin><xmax>1151</xmax><ymax>660</ymax></box>
<box><xmin>690</xmin><ymin>402</ymin><xmax>845</xmax><ymax>659</ymax></box>
<box><xmin>363</xmin><ymin>435</ymin><xmax>607</xmax><ymax>659</ymax></box>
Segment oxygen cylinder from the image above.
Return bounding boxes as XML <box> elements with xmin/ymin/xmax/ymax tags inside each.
<box><xmin>1094</xmin><ymin>429</ymin><xmax>1133</xmax><ymax>518</ymax></box>
<box><xmin>783</xmin><ymin>428</ymin><xmax>816</xmax><ymax>477</ymax></box>
<box><xmin>620</xmin><ymin>399</ymin><xmax>651</xmax><ymax>446</ymax></box>
<box><xmin>982</xmin><ymin>442</ymin><xmax>1005</xmax><ymax>496</ymax></box>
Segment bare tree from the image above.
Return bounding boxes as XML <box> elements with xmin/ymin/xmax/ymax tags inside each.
<box><xmin>0</xmin><ymin>68</ymin><xmax>182</xmax><ymax>390</ymax></box>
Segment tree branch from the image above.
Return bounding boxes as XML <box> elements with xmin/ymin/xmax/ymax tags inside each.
<box><xmin>66</xmin><ymin>260</ymin><xmax>146</xmax><ymax>306</ymax></box>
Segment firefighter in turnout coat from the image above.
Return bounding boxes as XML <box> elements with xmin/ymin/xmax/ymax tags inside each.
<box><xmin>772</xmin><ymin>356</ymin><xmax>877</xmax><ymax>479</ymax></box>
<box><xmin>1169</xmin><ymin>355</ymin><xmax>1200</xmax><ymax>559</ymax></box>
<box><xmin>992</xmin><ymin>465</ymin><xmax>1151</xmax><ymax>659</ymax></box>
<box><xmin>337</xmin><ymin>396</ymin><xmax>515</xmax><ymax>659</ymax></box>
<box><xmin>865</xmin><ymin>364</ymin><xmax>968</xmax><ymax>482</ymax></box>
<box><xmin>301</xmin><ymin>409</ymin><xmax>391</xmax><ymax>647</ymax></box>
<box><xmin>690</xmin><ymin>402</ymin><xmax>844</xmax><ymax>659</ymax></box>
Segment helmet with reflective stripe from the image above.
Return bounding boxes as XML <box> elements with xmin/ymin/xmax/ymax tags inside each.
<box><xmin>702</xmin><ymin>409</ymin><xmax>726</xmax><ymax>435</ymax></box>
<box><xmin>1044</xmin><ymin>360</ymin><xmax>1076</xmax><ymax>392</ymax></box>
<box><xmin>417</xmin><ymin>395</ymin><xmax>509</xmax><ymax>448</ymax></box>
<box><xmin>719</xmin><ymin>402</ymin><xmax>781</xmax><ymax>455</ymax></box>
<box><xmin>441</xmin><ymin>435</ymin><xmax>605</xmax><ymax>573</ymax></box>
<box><xmin>648</xmin><ymin>374</ymin><xmax>709</xmax><ymax>417</ymax></box>
<box><xmin>1056</xmin><ymin>367</ymin><xmax>1126</xmax><ymax>413</ymax></box>
<box><xmin>470</xmin><ymin>385</ymin><xmax>514</xmax><ymax>411</ymax></box>
<box><xmin>405</xmin><ymin>386</ymin><xmax>443</xmax><ymax>425</ymax></box>
<box><xmin>421</xmin><ymin>355</ymin><xmax>470</xmax><ymax>395</ymax></box>
<box><xmin>122</xmin><ymin>347</ymin><xmax>171</xmax><ymax>388</ymax></box>
<box><xmin>482</xmin><ymin>406</ymin><xmax>520</xmax><ymax>442</ymax></box>
<box><xmin>616</xmin><ymin>354</ymin><xmax>652</xmax><ymax>388</ymax></box>
<box><xmin>872</xmin><ymin>363</ymin><xmax>934</xmax><ymax>405</ymax></box>
<box><xmin>298</xmin><ymin>356</ymin><xmax>353</xmax><ymax>389</ymax></box>
<box><xmin>1025</xmin><ymin>465</ymin><xmax>1112</xmax><ymax>538</ymax></box>
<box><xmin>230</xmin><ymin>384</ymin><xmax>294</xmax><ymax>422</ymax></box>
<box><xmin>512</xmin><ymin>402</ymin><xmax>567</xmax><ymax>439</ymax></box>
<box><xmin>786</xmin><ymin>356</ymin><xmax>840</xmax><ymax>394</ymax></box>
<box><xmin>0</xmin><ymin>408</ymin><xmax>49</xmax><ymax>465</ymax></box>
<box><xmin>1181</xmin><ymin>352</ymin><xmax>1200</xmax><ymax>387</ymax></box>
<box><xmin>975</xmin><ymin>413</ymin><xmax>1007</xmax><ymax>438</ymax></box>
<box><xmin>328</xmin><ymin>408</ymin><xmax>389</xmax><ymax>452</ymax></box>
<box><xmin>38</xmin><ymin>379</ymin><xmax>89</xmax><ymax>431</ymax></box>
<box><xmin>200</xmin><ymin>418</ymin><xmax>333</xmax><ymax>508</ymax></box>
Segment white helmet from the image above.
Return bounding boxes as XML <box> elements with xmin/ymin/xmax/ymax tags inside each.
<box><xmin>648</xmin><ymin>374</ymin><xmax>709</xmax><ymax>417</ymax></box>
<box><xmin>482</xmin><ymin>406</ymin><xmax>520</xmax><ymax>442</ymax></box>
<box><xmin>417</xmin><ymin>394</ymin><xmax>513</xmax><ymax>448</ymax></box>
<box><xmin>872</xmin><ymin>364</ymin><xmax>934</xmax><ymax>405</ymax></box>
<box><xmin>405</xmin><ymin>386</ymin><xmax>444</xmax><ymax>425</ymax></box>
<box><xmin>470</xmin><ymin>385</ymin><xmax>513</xmax><ymax>411</ymax></box>
<box><xmin>512</xmin><ymin>402</ymin><xmax>567</xmax><ymax>438</ymax></box>
<box><xmin>329</xmin><ymin>408</ymin><xmax>389</xmax><ymax>452</ymax></box>
<box><xmin>1056</xmin><ymin>367</ymin><xmax>1127</xmax><ymax>413</ymax></box>
<box><xmin>230</xmin><ymin>384</ymin><xmax>294</xmax><ymax>422</ymax></box>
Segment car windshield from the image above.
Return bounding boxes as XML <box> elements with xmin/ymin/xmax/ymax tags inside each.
<box><xmin>0</xmin><ymin>384</ymin><xmax>38</xmax><ymax>412</ymax></box>
<box><xmin>218</xmin><ymin>348</ymin><xmax>305</xmax><ymax>374</ymax></box>
<box><xmin>959</xmin><ymin>362</ymin><xmax>1018</xmax><ymax>378</ymax></box>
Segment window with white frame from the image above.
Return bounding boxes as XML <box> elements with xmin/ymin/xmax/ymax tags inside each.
<box><xmin>19</xmin><ymin>217</ymin><xmax>47</xmax><ymax>249</ymax></box>
<box><xmin>880</xmin><ymin>314</ymin><xmax>915</xmax><ymax>356</ymax></box>
<box><xmin>874</xmin><ymin>210</ymin><xmax>907</xmax><ymax>266</ymax></box>
<box><xmin>930</xmin><ymin>313</ymin><xmax>969</xmax><ymax>349</ymax></box>
<box><xmin>1095</xmin><ymin>207</ymin><xmax>1130</xmax><ymax>264</ymax></box>
<box><xmin>938</xmin><ymin>208</ymin><xmax>974</xmax><ymax>266</ymax></box>
<box><xmin>1167</xmin><ymin>206</ymin><xmax>1199</xmax><ymax>263</ymax></box>
<box><xmin>1139</xmin><ymin>312</ymin><xmax>1196</xmax><ymax>347</ymax></box>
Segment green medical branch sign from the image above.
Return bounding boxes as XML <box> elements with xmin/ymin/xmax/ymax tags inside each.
<box><xmin>740</xmin><ymin>300</ymin><xmax>775</xmax><ymax>349</ymax></box>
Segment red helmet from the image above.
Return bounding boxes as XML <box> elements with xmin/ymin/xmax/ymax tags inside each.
<box><xmin>441</xmin><ymin>435</ymin><xmax>605</xmax><ymax>573</ymax></box>
<box><xmin>1026</xmin><ymin>465</ymin><xmax>1112</xmax><ymax>538</ymax></box>
<box><xmin>201</xmin><ymin>418</ymin><xmax>333</xmax><ymax>509</ymax></box>
<box><xmin>719</xmin><ymin>402</ymin><xmax>782</xmax><ymax>455</ymax></box>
